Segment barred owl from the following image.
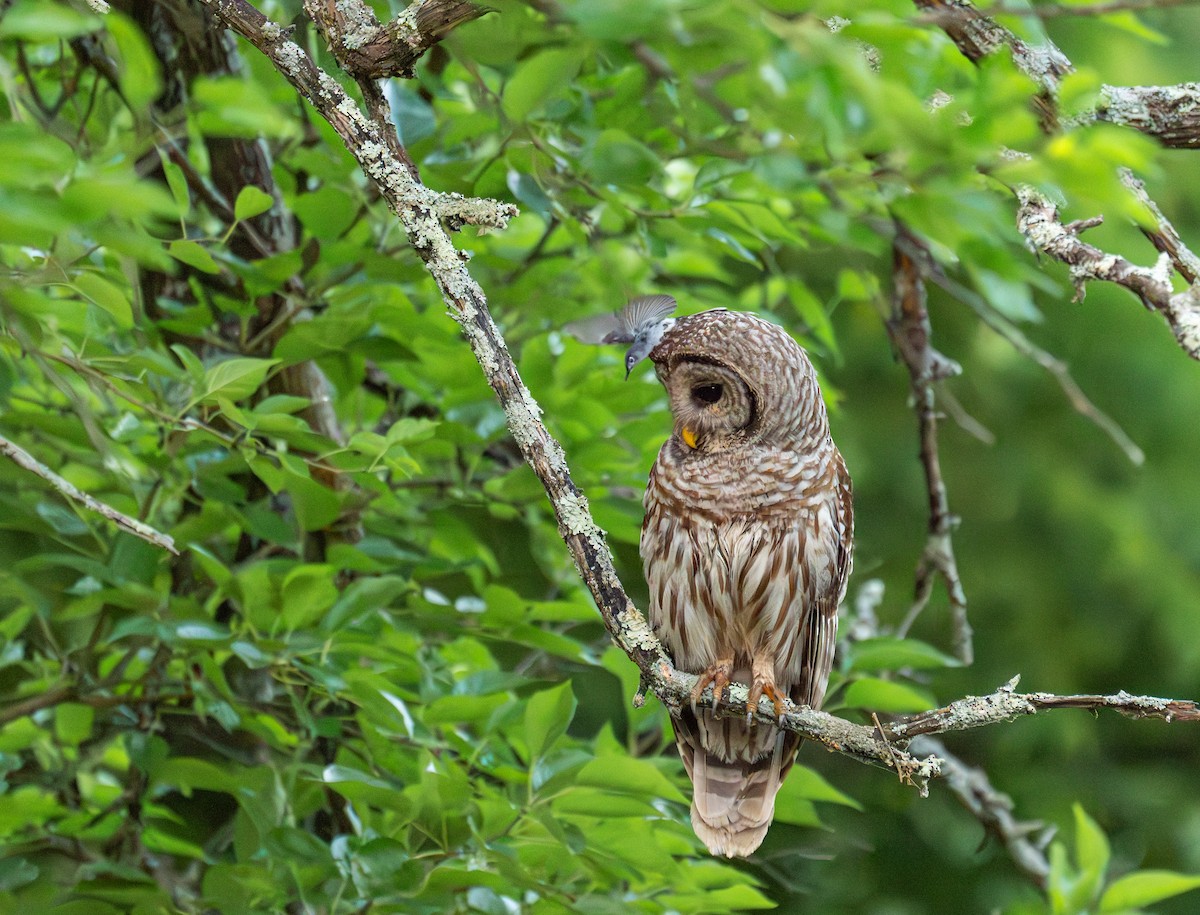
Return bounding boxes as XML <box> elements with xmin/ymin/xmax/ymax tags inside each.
<box><xmin>638</xmin><ymin>307</ymin><xmax>854</xmax><ymax>858</ymax></box>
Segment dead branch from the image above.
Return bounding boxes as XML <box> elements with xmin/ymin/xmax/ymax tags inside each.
<box><xmin>1121</xmin><ymin>167</ymin><xmax>1200</xmax><ymax>282</ymax></box>
<box><xmin>888</xmin><ymin>678</ymin><xmax>1200</xmax><ymax>740</ymax></box>
<box><xmin>887</xmin><ymin>234</ymin><xmax>973</xmax><ymax>663</ymax></box>
<box><xmin>912</xmin><ymin>735</ymin><xmax>1053</xmax><ymax>887</ymax></box>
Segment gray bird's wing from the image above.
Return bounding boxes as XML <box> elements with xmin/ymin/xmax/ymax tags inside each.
<box><xmin>563</xmin><ymin>294</ymin><xmax>677</xmax><ymax>345</ymax></box>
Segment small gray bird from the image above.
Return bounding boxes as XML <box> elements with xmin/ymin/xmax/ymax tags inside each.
<box><xmin>564</xmin><ymin>294</ymin><xmax>680</xmax><ymax>378</ymax></box>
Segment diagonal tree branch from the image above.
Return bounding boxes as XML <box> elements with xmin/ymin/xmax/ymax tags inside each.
<box><xmin>0</xmin><ymin>432</ymin><xmax>177</xmax><ymax>554</ymax></box>
<box><xmin>912</xmin><ymin>734</ymin><xmax>1054</xmax><ymax>887</ymax></box>
<box><xmin>1015</xmin><ymin>187</ymin><xmax>1200</xmax><ymax>359</ymax></box>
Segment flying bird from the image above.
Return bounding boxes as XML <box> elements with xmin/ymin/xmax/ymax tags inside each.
<box><xmin>563</xmin><ymin>294</ymin><xmax>679</xmax><ymax>378</ymax></box>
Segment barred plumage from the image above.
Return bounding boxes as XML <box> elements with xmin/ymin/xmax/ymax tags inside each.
<box><xmin>639</xmin><ymin>309</ymin><xmax>853</xmax><ymax>858</ymax></box>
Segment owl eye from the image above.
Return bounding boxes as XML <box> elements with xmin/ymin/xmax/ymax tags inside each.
<box><xmin>692</xmin><ymin>383</ymin><xmax>724</xmax><ymax>405</ymax></box>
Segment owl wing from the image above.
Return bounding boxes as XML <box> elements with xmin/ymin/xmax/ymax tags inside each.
<box><xmin>786</xmin><ymin>449</ymin><xmax>854</xmax><ymax>710</ymax></box>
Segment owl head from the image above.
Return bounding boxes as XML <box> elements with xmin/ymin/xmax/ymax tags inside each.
<box><xmin>647</xmin><ymin>310</ymin><xmax>830</xmax><ymax>454</ymax></box>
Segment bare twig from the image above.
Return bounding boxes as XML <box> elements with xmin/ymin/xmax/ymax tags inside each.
<box><xmin>887</xmin><ymin>235</ymin><xmax>973</xmax><ymax>663</ymax></box>
<box><xmin>0</xmin><ymin>432</ymin><xmax>178</xmax><ymax>554</ymax></box>
<box><xmin>1121</xmin><ymin>167</ymin><xmax>1200</xmax><ymax>283</ymax></box>
<box><xmin>912</xmin><ymin>735</ymin><xmax>1053</xmax><ymax>887</ymax></box>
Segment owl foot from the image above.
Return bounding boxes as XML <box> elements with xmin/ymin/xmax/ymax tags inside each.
<box><xmin>746</xmin><ymin>677</ymin><xmax>788</xmax><ymax>726</ymax></box>
<box><xmin>690</xmin><ymin>659</ymin><xmax>733</xmax><ymax>716</ymax></box>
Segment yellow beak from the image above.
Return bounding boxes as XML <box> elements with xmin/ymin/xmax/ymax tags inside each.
<box><xmin>681</xmin><ymin>426</ymin><xmax>698</xmax><ymax>449</ymax></box>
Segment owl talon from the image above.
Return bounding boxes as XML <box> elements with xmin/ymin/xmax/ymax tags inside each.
<box><xmin>690</xmin><ymin>660</ymin><xmax>733</xmax><ymax>715</ymax></box>
<box><xmin>746</xmin><ymin>678</ymin><xmax>788</xmax><ymax>726</ymax></box>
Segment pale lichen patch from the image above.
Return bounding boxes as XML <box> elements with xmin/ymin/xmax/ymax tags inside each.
<box><xmin>617</xmin><ymin>604</ymin><xmax>661</xmax><ymax>653</ymax></box>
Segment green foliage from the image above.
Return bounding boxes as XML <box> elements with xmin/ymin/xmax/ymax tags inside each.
<box><xmin>0</xmin><ymin>0</ymin><xmax>1198</xmax><ymax>913</ymax></box>
<box><xmin>1044</xmin><ymin>807</ymin><xmax>1200</xmax><ymax>915</ymax></box>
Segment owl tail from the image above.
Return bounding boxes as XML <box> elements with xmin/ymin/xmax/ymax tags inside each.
<box><xmin>675</xmin><ymin>709</ymin><xmax>802</xmax><ymax>858</ymax></box>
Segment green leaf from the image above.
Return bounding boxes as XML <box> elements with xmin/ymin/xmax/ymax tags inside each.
<box><xmin>848</xmin><ymin>638</ymin><xmax>962</xmax><ymax>673</ymax></box>
<box><xmin>191</xmin><ymin>357</ymin><xmax>280</xmax><ymax>408</ymax></box>
<box><xmin>783</xmin><ymin>764</ymin><xmax>862</xmax><ymax>810</ymax></box>
<box><xmin>524</xmin><ymin>681</ymin><xmax>576</xmax><ymax>760</ymax></box>
<box><xmin>168</xmin><ymin>239</ymin><xmax>221</xmax><ymax>275</ymax></box>
<box><xmin>280</xmin><ymin>564</ymin><xmax>339</xmax><ymax>630</ymax></box>
<box><xmin>1048</xmin><ymin>841</ymin><xmax>1078</xmax><ymax>915</ymax></box>
<box><xmin>169</xmin><ymin>621</ymin><xmax>230</xmax><ymax>642</ymax></box>
<box><xmin>842</xmin><ymin>677</ymin><xmax>935</xmax><ymax>713</ymax></box>
<box><xmin>105</xmin><ymin>12</ymin><xmax>162</xmax><ymax>112</ymax></box>
<box><xmin>292</xmin><ymin>185</ymin><xmax>359</xmax><ymax>241</ymax></box>
<box><xmin>0</xmin><ymin>857</ymin><xmax>39</xmax><ymax>892</ymax></box>
<box><xmin>1074</xmin><ymin>804</ymin><xmax>1111</xmax><ymax>888</ymax></box>
<box><xmin>552</xmin><ymin>787</ymin><xmax>658</xmax><ymax>818</ymax></box>
<box><xmin>285</xmin><ymin>470</ymin><xmax>343</xmax><ymax>532</ymax></box>
<box><xmin>159</xmin><ymin>151</ymin><xmax>191</xmax><ymax>216</ymax></box>
<box><xmin>234</xmin><ymin>185</ymin><xmax>275</xmax><ymax>222</ymax></box>
<box><xmin>54</xmin><ymin>703</ymin><xmax>94</xmax><ymax>745</ymax></box>
<box><xmin>1100</xmin><ymin>871</ymin><xmax>1200</xmax><ymax>911</ymax></box>
<box><xmin>574</xmin><ymin>755</ymin><xmax>686</xmax><ymax>803</ymax></box>
<box><xmin>501</xmin><ymin>48</ymin><xmax>582</xmax><ymax>122</ymax></box>
<box><xmin>0</xmin><ymin>1</ymin><xmax>99</xmax><ymax>39</ymax></box>
<box><xmin>74</xmin><ymin>271</ymin><xmax>133</xmax><ymax>328</ymax></box>
<box><xmin>193</xmin><ymin>76</ymin><xmax>301</xmax><ymax>139</ymax></box>
<box><xmin>586</xmin><ymin>129</ymin><xmax>661</xmax><ymax>186</ymax></box>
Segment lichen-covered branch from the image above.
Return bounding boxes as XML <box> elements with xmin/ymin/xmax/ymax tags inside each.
<box><xmin>0</xmin><ymin>432</ymin><xmax>178</xmax><ymax>554</ymax></box>
<box><xmin>1016</xmin><ymin>187</ymin><xmax>1200</xmax><ymax>359</ymax></box>
<box><xmin>888</xmin><ymin>679</ymin><xmax>1200</xmax><ymax>741</ymax></box>
<box><xmin>916</xmin><ymin>1</ymin><xmax>1200</xmax><ymax>148</ymax></box>
<box><xmin>911</xmin><ymin>0</ymin><xmax>1200</xmax><ymax>360</ymax></box>
<box><xmin>305</xmin><ymin>0</ymin><xmax>489</xmax><ymax>80</ymax></box>
<box><xmin>1094</xmin><ymin>83</ymin><xmax>1200</xmax><ymax>150</ymax></box>
<box><xmin>887</xmin><ymin>234</ymin><xmax>973</xmax><ymax>663</ymax></box>
<box><xmin>1121</xmin><ymin>167</ymin><xmax>1200</xmax><ymax>282</ymax></box>
<box><xmin>197</xmin><ymin>0</ymin><xmax>515</xmax><ymax>232</ymax></box>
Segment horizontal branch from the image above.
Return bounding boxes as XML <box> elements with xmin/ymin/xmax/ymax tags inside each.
<box><xmin>0</xmin><ymin>432</ymin><xmax>177</xmax><ymax>554</ymax></box>
<box><xmin>888</xmin><ymin>680</ymin><xmax>1200</xmax><ymax>741</ymax></box>
<box><xmin>1094</xmin><ymin>83</ymin><xmax>1200</xmax><ymax>150</ymax></box>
